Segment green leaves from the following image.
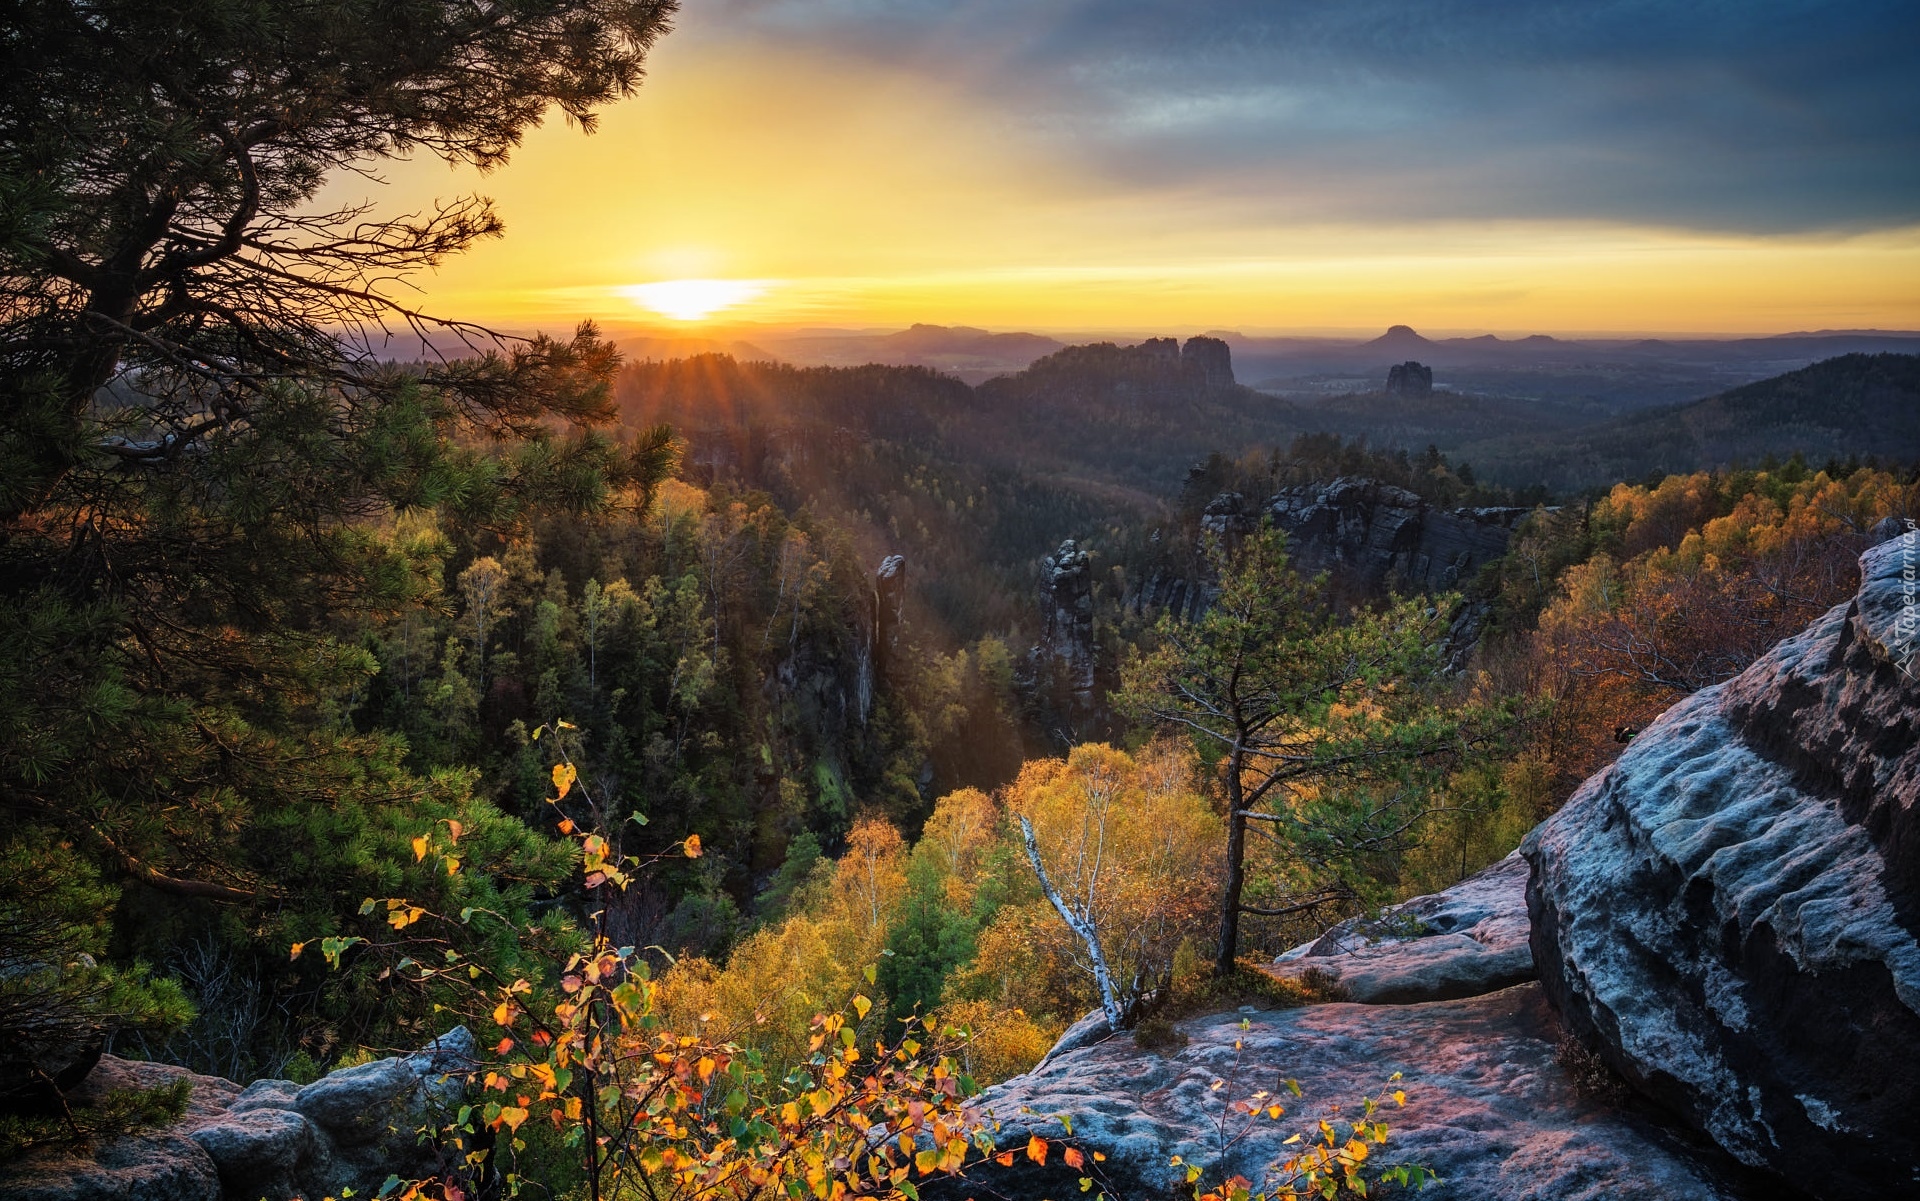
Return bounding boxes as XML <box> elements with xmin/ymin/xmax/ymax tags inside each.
<box><xmin>317</xmin><ymin>936</ymin><xmax>364</xmax><ymax>970</ymax></box>
<box><xmin>1118</xmin><ymin>521</ymin><xmax>1515</xmax><ymax>966</ymax></box>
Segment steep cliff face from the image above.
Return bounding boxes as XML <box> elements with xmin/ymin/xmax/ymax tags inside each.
<box><xmin>1027</xmin><ymin>539</ymin><xmax>1096</xmax><ymax>702</ymax></box>
<box><xmin>1181</xmin><ymin>335</ymin><xmax>1236</xmax><ymax>387</ymax></box>
<box><xmin>1265</xmin><ymin>477</ymin><xmax>1528</xmax><ymax>592</ymax></box>
<box><xmin>1385</xmin><ymin>360</ymin><xmax>1434</xmax><ymax>397</ymax></box>
<box><xmin>1125</xmin><ymin>480</ymin><xmax>1526</xmax><ymax>667</ymax></box>
<box><xmin>1525</xmin><ymin>531</ymin><xmax>1920</xmax><ymax>1201</ymax></box>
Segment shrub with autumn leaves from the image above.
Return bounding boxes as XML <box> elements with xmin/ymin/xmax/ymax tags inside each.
<box><xmin>304</xmin><ymin>731</ymin><xmax>1001</xmax><ymax>1201</ymax></box>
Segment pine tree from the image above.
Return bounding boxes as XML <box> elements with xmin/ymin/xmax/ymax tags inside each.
<box><xmin>0</xmin><ymin>0</ymin><xmax>679</xmax><ymax>1074</ymax></box>
<box><xmin>1118</xmin><ymin>524</ymin><xmax>1504</xmax><ymax>974</ymax></box>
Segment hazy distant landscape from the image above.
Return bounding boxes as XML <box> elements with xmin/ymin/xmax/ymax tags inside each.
<box><xmin>606</xmin><ymin>320</ymin><xmax>1920</xmax><ymax>496</ymax></box>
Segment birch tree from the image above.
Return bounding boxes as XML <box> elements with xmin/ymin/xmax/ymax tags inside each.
<box><xmin>1010</xmin><ymin>743</ymin><xmax>1220</xmax><ymax>1031</ymax></box>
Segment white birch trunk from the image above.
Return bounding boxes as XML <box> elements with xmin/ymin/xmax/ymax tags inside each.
<box><xmin>1019</xmin><ymin>815</ymin><xmax>1124</xmax><ymax>1032</ymax></box>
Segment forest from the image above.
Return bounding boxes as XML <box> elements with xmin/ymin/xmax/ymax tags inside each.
<box><xmin>4</xmin><ymin>3</ymin><xmax>1918</xmax><ymax>1200</ymax></box>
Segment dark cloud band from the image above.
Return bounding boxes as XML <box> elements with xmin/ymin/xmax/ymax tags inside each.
<box><xmin>703</xmin><ymin>0</ymin><xmax>1920</xmax><ymax>232</ymax></box>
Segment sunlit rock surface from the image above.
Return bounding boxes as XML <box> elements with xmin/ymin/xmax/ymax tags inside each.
<box><xmin>1526</xmin><ymin>531</ymin><xmax>1920</xmax><ymax>1201</ymax></box>
<box><xmin>1268</xmin><ymin>851</ymin><xmax>1535</xmax><ymax>1004</ymax></box>
<box><xmin>931</xmin><ymin>984</ymin><xmax>1763</xmax><ymax>1201</ymax></box>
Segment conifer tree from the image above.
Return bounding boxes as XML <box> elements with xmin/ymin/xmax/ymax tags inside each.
<box><xmin>0</xmin><ymin>0</ymin><xmax>679</xmax><ymax>1073</ymax></box>
<box><xmin>1119</xmin><ymin>524</ymin><xmax>1500</xmax><ymax>975</ymax></box>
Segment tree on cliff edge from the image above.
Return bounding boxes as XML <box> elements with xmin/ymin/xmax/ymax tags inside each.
<box><xmin>1119</xmin><ymin>524</ymin><xmax>1498</xmax><ymax>976</ymax></box>
<box><xmin>2</xmin><ymin>0</ymin><xmax>677</xmax><ymax>514</ymax></box>
<box><xmin>0</xmin><ymin>0</ymin><xmax>678</xmax><ymax>1074</ymax></box>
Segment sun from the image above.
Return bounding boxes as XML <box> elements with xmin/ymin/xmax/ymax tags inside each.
<box><xmin>621</xmin><ymin>278</ymin><xmax>768</xmax><ymax>321</ymax></box>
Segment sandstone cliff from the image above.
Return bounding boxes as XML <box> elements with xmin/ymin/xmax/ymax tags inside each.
<box><xmin>1266</xmin><ymin>477</ymin><xmax>1528</xmax><ymax>593</ymax></box>
<box><xmin>1130</xmin><ymin>478</ymin><xmax>1529</xmax><ymax>636</ymax></box>
<box><xmin>934</xmin><ymin>858</ymin><xmax>1767</xmax><ymax>1201</ymax></box>
<box><xmin>949</xmin><ymin>535</ymin><xmax>1920</xmax><ymax>1200</ymax></box>
<box><xmin>1526</xmin><ymin>531</ymin><xmax>1920</xmax><ymax>1201</ymax></box>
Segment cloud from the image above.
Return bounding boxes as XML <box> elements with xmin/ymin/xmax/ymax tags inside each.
<box><xmin>694</xmin><ymin>0</ymin><xmax>1920</xmax><ymax>233</ymax></box>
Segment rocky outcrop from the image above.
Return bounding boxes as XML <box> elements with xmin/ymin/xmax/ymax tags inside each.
<box><xmin>1029</xmin><ymin>539</ymin><xmax>1096</xmax><ymax>700</ymax></box>
<box><xmin>1525</xmin><ymin>531</ymin><xmax>1920</xmax><ymax>1201</ymax></box>
<box><xmin>1181</xmin><ymin>335</ymin><xmax>1235</xmax><ymax>387</ymax></box>
<box><xmin>1867</xmin><ymin>513</ymin><xmax>1910</xmax><ymax>546</ymax></box>
<box><xmin>1386</xmin><ymin>360</ymin><xmax>1434</xmax><ymax>397</ymax></box>
<box><xmin>1128</xmin><ymin>482</ymin><xmax>1528</xmax><ymax>666</ymax></box>
<box><xmin>933</xmin><ymin>984</ymin><xmax>1762</xmax><ymax>1201</ymax></box>
<box><xmin>1268</xmin><ymin>852</ymin><xmax>1536</xmax><ymax>1005</ymax></box>
<box><xmin>875</xmin><ymin>553</ymin><xmax>906</xmax><ymax>620</ymax></box>
<box><xmin>1265</xmin><ymin>477</ymin><xmax>1529</xmax><ymax>593</ymax></box>
<box><xmin>854</xmin><ymin>555</ymin><xmax>908</xmax><ymax>725</ymax></box>
<box><xmin>1197</xmin><ymin>491</ymin><xmax>1255</xmax><ymax>543</ymax></box>
<box><xmin>1129</xmin><ymin>566</ymin><xmax>1198</xmax><ymax>622</ymax></box>
<box><xmin>0</xmin><ymin>1029</ymin><xmax>476</xmax><ymax>1201</ymax></box>
<box><xmin>873</xmin><ymin>554</ymin><xmax>907</xmax><ymax>661</ymax></box>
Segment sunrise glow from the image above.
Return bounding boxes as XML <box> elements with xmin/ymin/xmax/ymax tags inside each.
<box><xmin>621</xmin><ymin>278</ymin><xmax>770</xmax><ymax>322</ymax></box>
<box><xmin>324</xmin><ymin>4</ymin><xmax>1920</xmax><ymax>337</ymax></box>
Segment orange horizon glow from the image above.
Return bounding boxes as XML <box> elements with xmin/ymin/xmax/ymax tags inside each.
<box><xmin>323</xmin><ymin>28</ymin><xmax>1920</xmax><ymax>341</ymax></box>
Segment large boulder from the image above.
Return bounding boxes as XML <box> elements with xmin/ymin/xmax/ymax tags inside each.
<box><xmin>1267</xmin><ymin>851</ymin><xmax>1535</xmax><ymax>1004</ymax></box>
<box><xmin>187</xmin><ymin>1108</ymin><xmax>322</xmax><ymax>1201</ymax></box>
<box><xmin>0</xmin><ymin>1059</ymin><xmax>236</xmax><ymax>1201</ymax></box>
<box><xmin>1525</xmin><ymin>532</ymin><xmax>1920</xmax><ymax>1200</ymax></box>
<box><xmin>0</xmin><ymin>1028</ymin><xmax>475</xmax><ymax>1201</ymax></box>
<box><xmin>931</xmin><ymin>984</ymin><xmax>1764</xmax><ymax>1201</ymax></box>
<box><xmin>0</xmin><ymin>1131</ymin><xmax>224</xmax><ymax>1201</ymax></box>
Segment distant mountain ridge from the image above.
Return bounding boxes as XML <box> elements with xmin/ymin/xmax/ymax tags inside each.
<box><xmin>617</xmin><ymin>334</ymin><xmax>1920</xmax><ymax>505</ymax></box>
<box><xmin>594</xmin><ymin>321</ymin><xmax>1920</xmax><ymax>404</ymax></box>
<box><xmin>1462</xmin><ymin>353</ymin><xmax>1920</xmax><ymax>491</ymax></box>
<box><xmin>878</xmin><ymin>323</ymin><xmax>1062</xmax><ymax>359</ymax></box>
<box><xmin>750</xmin><ymin>323</ymin><xmax>1065</xmax><ymax>384</ymax></box>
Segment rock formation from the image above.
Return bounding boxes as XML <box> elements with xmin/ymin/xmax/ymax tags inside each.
<box><xmin>1385</xmin><ymin>360</ymin><xmax>1434</xmax><ymax>397</ymax></box>
<box><xmin>1867</xmin><ymin>513</ymin><xmax>1911</xmax><ymax>546</ymax></box>
<box><xmin>1268</xmin><ymin>851</ymin><xmax>1536</xmax><ymax>1005</ymax></box>
<box><xmin>1128</xmin><ymin>567</ymin><xmax>1197</xmax><ymax>623</ymax></box>
<box><xmin>855</xmin><ymin>554</ymin><xmax>907</xmax><ymax>725</ymax></box>
<box><xmin>1129</xmin><ymin>481</ymin><xmax>1529</xmax><ymax>667</ymax></box>
<box><xmin>1266</xmin><ymin>476</ymin><xmax>1529</xmax><ymax>592</ymax></box>
<box><xmin>1029</xmin><ymin>539</ymin><xmax>1096</xmax><ymax>702</ymax></box>
<box><xmin>1197</xmin><ymin>490</ymin><xmax>1255</xmax><ymax>543</ymax></box>
<box><xmin>1180</xmin><ymin>335</ymin><xmax>1235</xmax><ymax>387</ymax></box>
<box><xmin>0</xmin><ymin>1028</ymin><xmax>476</xmax><ymax>1201</ymax></box>
<box><xmin>938</xmin><ymin>845</ymin><xmax>1812</xmax><ymax>1200</ymax></box>
<box><xmin>874</xmin><ymin>553</ymin><xmax>907</xmax><ymax>659</ymax></box>
<box><xmin>933</xmin><ymin>985</ymin><xmax>1758</xmax><ymax>1201</ymax></box>
<box><xmin>1525</xmin><ymin>531</ymin><xmax>1920</xmax><ymax>1201</ymax></box>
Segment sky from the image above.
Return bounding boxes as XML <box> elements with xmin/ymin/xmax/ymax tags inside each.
<box><xmin>347</xmin><ymin>0</ymin><xmax>1920</xmax><ymax>336</ymax></box>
